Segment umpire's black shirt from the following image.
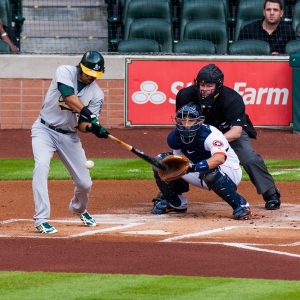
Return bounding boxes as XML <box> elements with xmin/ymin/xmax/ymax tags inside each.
<box><xmin>175</xmin><ymin>85</ymin><xmax>257</xmax><ymax>139</ymax></box>
<box><xmin>238</xmin><ymin>19</ymin><xmax>295</xmax><ymax>54</ymax></box>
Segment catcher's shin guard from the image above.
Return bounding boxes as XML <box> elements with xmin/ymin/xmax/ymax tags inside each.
<box><xmin>199</xmin><ymin>169</ymin><xmax>248</xmax><ymax>211</ymax></box>
<box><xmin>153</xmin><ymin>170</ymin><xmax>189</xmax><ymax>208</ymax></box>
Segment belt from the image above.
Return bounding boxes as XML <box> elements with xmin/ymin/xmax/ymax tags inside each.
<box><xmin>40</xmin><ymin>118</ymin><xmax>69</xmax><ymax>134</ymax></box>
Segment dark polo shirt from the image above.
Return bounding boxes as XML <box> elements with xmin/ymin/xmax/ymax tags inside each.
<box><xmin>238</xmin><ymin>19</ymin><xmax>295</xmax><ymax>54</ymax></box>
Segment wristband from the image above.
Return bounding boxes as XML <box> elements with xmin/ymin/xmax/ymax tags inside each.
<box><xmin>80</xmin><ymin>107</ymin><xmax>95</xmax><ymax>121</ymax></box>
<box><xmin>1</xmin><ymin>32</ymin><xmax>7</xmax><ymax>37</ymax></box>
<box><xmin>194</xmin><ymin>160</ymin><xmax>209</xmax><ymax>172</ymax></box>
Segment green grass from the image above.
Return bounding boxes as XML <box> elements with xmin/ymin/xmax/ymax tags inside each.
<box><xmin>1</xmin><ymin>272</ymin><xmax>300</xmax><ymax>300</ymax></box>
<box><xmin>0</xmin><ymin>158</ymin><xmax>299</xmax><ymax>181</ymax></box>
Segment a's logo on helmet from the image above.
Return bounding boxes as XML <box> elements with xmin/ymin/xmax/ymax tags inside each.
<box><xmin>93</xmin><ymin>64</ymin><xmax>101</xmax><ymax>71</ymax></box>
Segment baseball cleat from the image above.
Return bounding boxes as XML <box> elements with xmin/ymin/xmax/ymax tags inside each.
<box><xmin>233</xmin><ymin>206</ymin><xmax>252</xmax><ymax>220</ymax></box>
<box><xmin>36</xmin><ymin>222</ymin><xmax>58</xmax><ymax>234</ymax></box>
<box><xmin>79</xmin><ymin>211</ymin><xmax>97</xmax><ymax>227</ymax></box>
<box><xmin>265</xmin><ymin>199</ymin><xmax>281</xmax><ymax>210</ymax></box>
<box><xmin>151</xmin><ymin>196</ymin><xmax>187</xmax><ymax>214</ymax></box>
<box><xmin>264</xmin><ymin>187</ymin><xmax>281</xmax><ymax>210</ymax></box>
<box><xmin>165</xmin><ymin>206</ymin><xmax>187</xmax><ymax>213</ymax></box>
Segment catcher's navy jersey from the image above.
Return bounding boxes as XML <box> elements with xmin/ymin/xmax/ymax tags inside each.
<box><xmin>167</xmin><ymin>124</ymin><xmax>240</xmax><ymax>168</ymax></box>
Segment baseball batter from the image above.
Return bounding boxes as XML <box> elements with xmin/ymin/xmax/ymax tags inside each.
<box><xmin>31</xmin><ymin>51</ymin><xmax>109</xmax><ymax>234</ymax></box>
<box><xmin>152</xmin><ymin>103</ymin><xmax>251</xmax><ymax>220</ymax></box>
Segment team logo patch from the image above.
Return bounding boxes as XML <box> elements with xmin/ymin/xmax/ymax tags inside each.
<box><xmin>93</xmin><ymin>64</ymin><xmax>101</xmax><ymax>70</ymax></box>
<box><xmin>212</xmin><ymin>140</ymin><xmax>224</xmax><ymax>147</ymax></box>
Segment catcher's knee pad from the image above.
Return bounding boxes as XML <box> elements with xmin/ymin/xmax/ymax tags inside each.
<box><xmin>153</xmin><ymin>170</ymin><xmax>189</xmax><ymax>207</ymax></box>
<box><xmin>199</xmin><ymin>169</ymin><xmax>243</xmax><ymax>209</ymax></box>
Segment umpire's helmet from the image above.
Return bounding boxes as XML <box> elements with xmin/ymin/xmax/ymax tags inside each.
<box><xmin>79</xmin><ymin>51</ymin><xmax>105</xmax><ymax>78</ymax></box>
<box><xmin>195</xmin><ymin>64</ymin><xmax>224</xmax><ymax>107</ymax></box>
<box><xmin>174</xmin><ymin>103</ymin><xmax>204</xmax><ymax>144</ymax></box>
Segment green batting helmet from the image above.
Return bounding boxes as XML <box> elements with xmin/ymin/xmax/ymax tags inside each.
<box><xmin>80</xmin><ymin>51</ymin><xmax>105</xmax><ymax>78</ymax></box>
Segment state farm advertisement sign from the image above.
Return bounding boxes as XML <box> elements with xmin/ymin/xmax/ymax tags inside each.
<box><xmin>125</xmin><ymin>59</ymin><xmax>292</xmax><ymax>127</ymax></box>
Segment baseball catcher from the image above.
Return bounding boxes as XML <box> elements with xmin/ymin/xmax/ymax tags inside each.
<box><xmin>151</xmin><ymin>103</ymin><xmax>252</xmax><ymax>220</ymax></box>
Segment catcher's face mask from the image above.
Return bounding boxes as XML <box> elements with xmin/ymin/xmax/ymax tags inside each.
<box><xmin>173</xmin><ymin>104</ymin><xmax>204</xmax><ymax>144</ymax></box>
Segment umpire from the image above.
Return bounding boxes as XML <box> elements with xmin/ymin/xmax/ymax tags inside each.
<box><xmin>176</xmin><ymin>64</ymin><xmax>281</xmax><ymax>210</ymax></box>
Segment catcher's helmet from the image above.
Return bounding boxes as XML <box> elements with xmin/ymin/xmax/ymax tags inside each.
<box><xmin>174</xmin><ymin>103</ymin><xmax>204</xmax><ymax>144</ymax></box>
<box><xmin>195</xmin><ymin>64</ymin><xmax>224</xmax><ymax>107</ymax></box>
<box><xmin>79</xmin><ymin>51</ymin><xmax>105</xmax><ymax>78</ymax></box>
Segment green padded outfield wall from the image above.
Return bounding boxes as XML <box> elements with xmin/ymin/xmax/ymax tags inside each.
<box><xmin>289</xmin><ymin>52</ymin><xmax>300</xmax><ymax>134</ymax></box>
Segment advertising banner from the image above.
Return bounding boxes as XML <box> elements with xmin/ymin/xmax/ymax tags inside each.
<box><xmin>125</xmin><ymin>59</ymin><xmax>292</xmax><ymax>127</ymax></box>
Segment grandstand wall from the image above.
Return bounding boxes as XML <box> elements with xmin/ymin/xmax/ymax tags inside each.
<box><xmin>0</xmin><ymin>54</ymin><xmax>292</xmax><ymax>130</ymax></box>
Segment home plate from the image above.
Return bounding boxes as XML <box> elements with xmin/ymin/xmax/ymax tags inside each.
<box><xmin>121</xmin><ymin>230</ymin><xmax>171</xmax><ymax>235</ymax></box>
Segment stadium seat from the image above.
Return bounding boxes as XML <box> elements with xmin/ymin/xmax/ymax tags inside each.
<box><xmin>285</xmin><ymin>40</ymin><xmax>300</xmax><ymax>55</ymax></box>
<box><xmin>174</xmin><ymin>39</ymin><xmax>217</xmax><ymax>54</ymax></box>
<box><xmin>182</xmin><ymin>19</ymin><xmax>228</xmax><ymax>54</ymax></box>
<box><xmin>229</xmin><ymin>39</ymin><xmax>271</xmax><ymax>55</ymax></box>
<box><xmin>0</xmin><ymin>0</ymin><xmax>11</xmax><ymax>27</ymax></box>
<box><xmin>126</xmin><ymin>18</ymin><xmax>173</xmax><ymax>52</ymax></box>
<box><xmin>124</xmin><ymin>0</ymin><xmax>172</xmax><ymax>39</ymax></box>
<box><xmin>0</xmin><ymin>40</ymin><xmax>11</xmax><ymax>53</ymax></box>
<box><xmin>235</xmin><ymin>0</ymin><xmax>286</xmax><ymax>41</ymax></box>
<box><xmin>117</xmin><ymin>38</ymin><xmax>161</xmax><ymax>53</ymax></box>
<box><xmin>180</xmin><ymin>0</ymin><xmax>227</xmax><ymax>41</ymax></box>
<box><xmin>180</xmin><ymin>0</ymin><xmax>229</xmax><ymax>15</ymax></box>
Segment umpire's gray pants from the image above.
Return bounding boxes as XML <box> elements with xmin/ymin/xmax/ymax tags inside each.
<box><xmin>229</xmin><ymin>130</ymin><xmax>276</xmax><ymax>195</ymax></box>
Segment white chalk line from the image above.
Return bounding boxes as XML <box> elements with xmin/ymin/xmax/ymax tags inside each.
<box><xmin>159</xmin><ymin>225</ymin><xmax>300</xmax><ymax>259</ymax></box>
<box><xmin>0</xmin><ymin>217</ymin><xmax>145</xmax><ymax>239</ymax></box>
<box><xmin>176</xmin><ymin>241</ymin><xmax>300</xmax><ymax>259</ymax></box>
<box><xmin>68</xmin><ymin>223</ymin><xmax>144</xmax><ymax>238</ymax></box>
<box><xmin>160</xmin><ymin>226</ymin><xmax>237</xmax><ymax>242</ymax></box>
<box><xmin>1</xmin><ymin>218</ymin><xmax>300</xmax><ymax>258</ymax></box>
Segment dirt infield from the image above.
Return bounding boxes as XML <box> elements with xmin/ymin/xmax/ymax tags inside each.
<box><xmin>0</xmin><ymin>128</ymin><xmax>300</xmax><ymax>280</ymax></box>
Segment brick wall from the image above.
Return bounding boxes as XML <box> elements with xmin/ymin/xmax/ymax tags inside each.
<box><xmin>0</xmin><ymin>78</ymin><xmax>124</xmax><ymax>129</ymax></box>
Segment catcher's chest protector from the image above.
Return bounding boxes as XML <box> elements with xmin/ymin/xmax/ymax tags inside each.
<box><xmin>181</xmin><ymin>128</ymin><xmax>211</xmax><ymax>163</ymax></box>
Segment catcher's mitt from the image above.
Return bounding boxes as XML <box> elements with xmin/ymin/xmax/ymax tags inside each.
<box><xmin>158</xmin><ymin>154</ymin><xmax>190</xmax><ymax>182</ymax></box>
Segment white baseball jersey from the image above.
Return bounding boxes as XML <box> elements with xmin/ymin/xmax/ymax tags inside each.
<box><xmin>40</xmin><ymin>65</ymin><xmax>104</xmax><ymax>131</ymax></box>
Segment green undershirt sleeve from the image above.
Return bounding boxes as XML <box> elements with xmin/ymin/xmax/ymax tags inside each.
<box><xmin>58</xmin><ymin>82</ymin><xmax>75</xmax><ymax>98</ymax></box>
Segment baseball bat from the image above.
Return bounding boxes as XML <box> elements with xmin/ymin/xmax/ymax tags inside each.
<box><xmin>108</xmin><ymin>135</ymin><xmax>168</xmax><ymax>171</ymax></box>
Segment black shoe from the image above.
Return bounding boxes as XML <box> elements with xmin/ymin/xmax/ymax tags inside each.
<box><xmin>263</xmin><ymin>188</ymin><xmax>281</xmax><ymax>210</ymax></box>
<box><xmin>151</xmin><ymin>193</ymin><xmax>187</xmax><ymax>214</ymax></box>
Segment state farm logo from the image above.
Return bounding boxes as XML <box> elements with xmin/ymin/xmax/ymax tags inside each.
<box><xmin>234</xmin><ymin>83</ymin><xmax>289</xmax><ymax>105</ymax></box>
<box><xmin>132</xmin><ymin>81</ymin><xmax>166</xmax><ymax>104</ymax></box>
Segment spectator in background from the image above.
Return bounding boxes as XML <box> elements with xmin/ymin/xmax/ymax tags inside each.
<box><xmin>296</xmin><ymin>23</ymin><xmax>300</xmax><ymax>40</ymax></box>
<box><xmin>0</xmin><ymin>18</ymin><xmax>18</xmax><ymax>53</ymax></box>
<box><xmin>238</xmin><ymin>0</ymin><xmax>295</xmax><ymax>55</ymax></box>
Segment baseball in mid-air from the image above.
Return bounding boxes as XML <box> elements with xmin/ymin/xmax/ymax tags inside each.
<box><xmin>85</xmin><ymin>160</ymin><xmax>94</xmax><ymax>169</ymax></box>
